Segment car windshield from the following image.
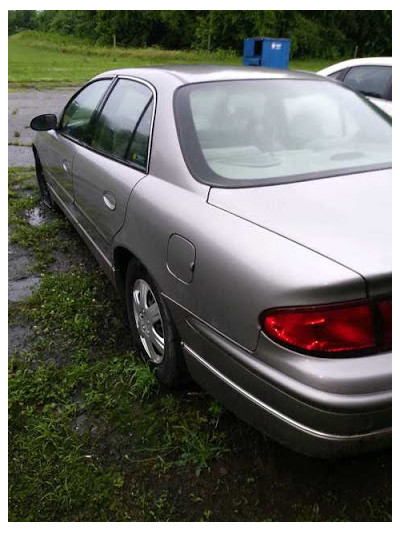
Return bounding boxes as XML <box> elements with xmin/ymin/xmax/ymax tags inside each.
<box><xmin>174</xmin><ymin>79</ymin><xmax>392</xmax><ymax>187</ymax></box>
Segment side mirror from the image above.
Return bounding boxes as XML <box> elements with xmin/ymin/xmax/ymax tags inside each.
<box><xmin>30</xmin><ymin>114</ymin><xmax>58</xmax><ymax>131</ymax></box>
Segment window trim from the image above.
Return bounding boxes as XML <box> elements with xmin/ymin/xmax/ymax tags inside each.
<box><xmin>58</xmin><ymin>75</ymin><xmax>157</xmax><ymax>174</ymax></box>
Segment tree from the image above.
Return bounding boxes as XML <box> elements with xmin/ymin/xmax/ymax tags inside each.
<box><xmin>8</xmin><ymin>10</ymin><xmax>38</xmax><ymax>35</ymax></box>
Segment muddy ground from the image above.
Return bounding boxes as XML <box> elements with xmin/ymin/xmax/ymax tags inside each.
<box><xmin>8</xmin><ymin>90</ymin><xmax>392</xmax><ymax>522</ymax></box>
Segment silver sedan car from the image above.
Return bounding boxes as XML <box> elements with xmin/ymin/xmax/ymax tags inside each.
<box><xmin>31</xmin><ymin>66</ymin><xmax>392</xmax><ymax>457</ymax></box>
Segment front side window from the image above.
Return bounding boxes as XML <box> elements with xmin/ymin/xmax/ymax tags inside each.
<box><xmin>90</xmin><ymin>79</ymin><xmax>153</xmax><ymax>163</ymax></box>
<box><xmin>175</xmin><ymin>79</ymin><xmax>392</xmax><ymax>187</ymax></box>
<box><xmin>60</xmin><ymin>79</ymin><xmax>111</xmax><ymax>141</ymax></box>
<box><xmin>343</xmin><ymin>66</ymin><xmax>392</xmax><ymax>100</ymax></box>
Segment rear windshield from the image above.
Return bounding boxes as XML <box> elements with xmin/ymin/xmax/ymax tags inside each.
<box><xmin>174</xmin><ymin>79</ymin><xmax>392</xmax><ymax>187</ymax></box>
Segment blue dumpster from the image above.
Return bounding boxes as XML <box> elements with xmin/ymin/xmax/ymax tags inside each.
<box><xmin>243</xmin><ymin>37</ymin><xmax>291</xmax><ymax>69</ymax></box>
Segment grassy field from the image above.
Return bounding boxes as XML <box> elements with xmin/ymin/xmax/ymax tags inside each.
<box><xmin>9</xmin><ymin>31</ymin><xmax>332</xmax><ymax>90</ymax></box>
<box><xmin>8</xmin><ymin>168</ymin><xmax>392</xmax><ymax>522</ymax></box>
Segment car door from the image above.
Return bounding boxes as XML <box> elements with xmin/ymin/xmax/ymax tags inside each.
<box><xmin>341</xmin><ymin>65</ymin><xmax>392</xmax><ymax>114</ymax></box>
<box><xmin>41</xmin><ymin>79</ymin><xmax>112</xmax><ymax>207</ymax></box>
<box><xmin>72</xmin><ymin>77</ymin><xmax>155</xmax><ymax>255</ymax></box>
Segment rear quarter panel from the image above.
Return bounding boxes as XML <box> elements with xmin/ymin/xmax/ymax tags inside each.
<box><xmin>113</xmin><ymin>175</ymin><xmax>367</xmax><ymax>351</ymax></box>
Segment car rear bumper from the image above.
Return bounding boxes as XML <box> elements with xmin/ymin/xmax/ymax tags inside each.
<box><xmin>180</xmin><ymin>316</ymin><xmax>392</xmax><ymax>458</ymax></box>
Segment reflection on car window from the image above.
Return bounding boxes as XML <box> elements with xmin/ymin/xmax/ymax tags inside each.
<box><xmin>175</xmin><ymin>80</ymin><xmax>392</xmax><ymax>186</ymax></box>
<box><xmin>343</xmin><ymin>66</ymin><xmax>392</xmax><ymax>100</ymax></box>
<box><xmin>61</xmin><ymin>80</ymin><xmax>111</xmax><ymax>141</ymax></box>
<box><xmin>90</xmin><ymin>79</ymin><xmax>152</xmax><ymax>163</ymax></box>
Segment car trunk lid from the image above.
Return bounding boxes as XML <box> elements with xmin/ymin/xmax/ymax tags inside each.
<box><xmin>208</xmin><ymin>169</ymin><xmax>391</xmax><ymax>296</ymax></box>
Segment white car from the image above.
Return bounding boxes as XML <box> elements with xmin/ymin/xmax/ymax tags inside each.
<box><xmin>318</xmin><ymin>57</ymin><xmax>392</xmax><ymax>116</ymax></box>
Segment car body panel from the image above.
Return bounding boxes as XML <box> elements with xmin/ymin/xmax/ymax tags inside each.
<box><xmin>94</xmin><ymin>64</ymin><xmax>324</xmax><ymax>86</ymax></box>
<box><xmin>72</xmin><ymin>145</ymin><xmax>147</xmax><ymax>246</ymax></box>
<box><xmin>208</xmin><ymin>169</ymin><xmax>392</xmax><ymax>296</ymax></box>
<box><xmin>183</xmin><ymin>339</ymin><xmax>391</xmax><ymax>457</ymax></box>
<box><xmin>34</xmin><ymin>129</ymin><xmax>77</xmax><ymax>207</ymax></box>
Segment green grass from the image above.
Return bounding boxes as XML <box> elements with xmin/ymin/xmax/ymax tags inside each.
<box><xmin>8</xmin><ymin>30</ymin><xmax>333</xmax><ymax>89</ymax></box>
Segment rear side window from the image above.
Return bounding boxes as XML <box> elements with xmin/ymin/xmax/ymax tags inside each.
<box><xmin>343</xmin><ymin>66</ymin><xmax>392</xmax><ymax>100</ymax></box>
<box><xmin>90</xmin><ymin>79</ymin><xmax>153</xmax><ymax>165</ymax></box>
<box><xmin>60</xmin><ymin>80</ymin><xmax>111</xmax><ymax>141</ymax></box>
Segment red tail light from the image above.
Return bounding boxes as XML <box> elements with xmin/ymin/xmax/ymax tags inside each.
<box><xmin>262</xmin><ymin>298</ymin><xmax>392</xmax><ymax>356</ymax></box>
<box><xmin>377</xmin><ymin>299</ymin><xmax>392</xmax><ymax>349</ymax></box>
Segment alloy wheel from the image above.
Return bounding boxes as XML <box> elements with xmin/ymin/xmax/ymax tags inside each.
<box><xmin>132</xmin><ymin>278</ymin><xmax>165</xmax><ymax>364</ymax></box>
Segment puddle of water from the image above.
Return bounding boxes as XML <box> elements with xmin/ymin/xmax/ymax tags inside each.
<box><xmin>26</xmin><ymin>206</ymin><xmax>47</xmax><ymax>227</ymax></box>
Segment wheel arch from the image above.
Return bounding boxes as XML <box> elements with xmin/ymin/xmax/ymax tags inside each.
<box><xmin>113</xmin><ymin>246</ymin><xmax>148</xmax><ymax>296</ymax></box>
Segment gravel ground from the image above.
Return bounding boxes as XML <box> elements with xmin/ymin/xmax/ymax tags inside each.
<box><xmin>8</xmin><ymin>88</ymin><xmax>78</xmax><ymax>166</ymax></box>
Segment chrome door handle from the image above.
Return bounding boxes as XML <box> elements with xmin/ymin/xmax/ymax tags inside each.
<box><xmin>103</xmin><ymin>192</ymin><xmax>116</xmax><ymax>211</ymax></box>
<box><xmin>62</xmin><ymin>160</ymin><xmax>71</xmax><ymax>173</ymax></box>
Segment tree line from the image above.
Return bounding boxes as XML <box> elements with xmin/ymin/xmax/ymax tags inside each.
<box><xmin>8</xmin><ymin>10</ymin><xmax>392</xmax><ymax>59</ymax></box>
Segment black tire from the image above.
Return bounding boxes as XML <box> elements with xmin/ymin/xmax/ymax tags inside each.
<box><xmin>33</xmin><ymin>149</ymin><xmax>55</xmax><ymax>209</ymax></box>
<box><xmin>125</xmin><ymin>259</ymin><xmax>189</xmax><ymax>387</ymax></box>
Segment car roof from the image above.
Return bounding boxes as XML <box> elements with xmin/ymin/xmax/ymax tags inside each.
<box><xmin>318</xmin><ymin>57</ymin><xmax>392</xmax><ymax>75</ymax></box>
<box><xmin>94</xmin><ymin>64</ymin><xmax>323</xmax><ymax>87</ymax></box>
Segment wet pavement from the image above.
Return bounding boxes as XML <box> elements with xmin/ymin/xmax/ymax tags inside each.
<box><xmin>8</xmin><ymin>275</ymin><xmax>41</xmax><ymax>303</ymax></box>
<box><xmin>8</xmin><ymin>87</ymin><xmax>79</xmax><ymax>166</ymax></box>
<box><xmin>8</xmin><ymin>240</ymin><xmax>39</xmax><ymax>355</ymax></box>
